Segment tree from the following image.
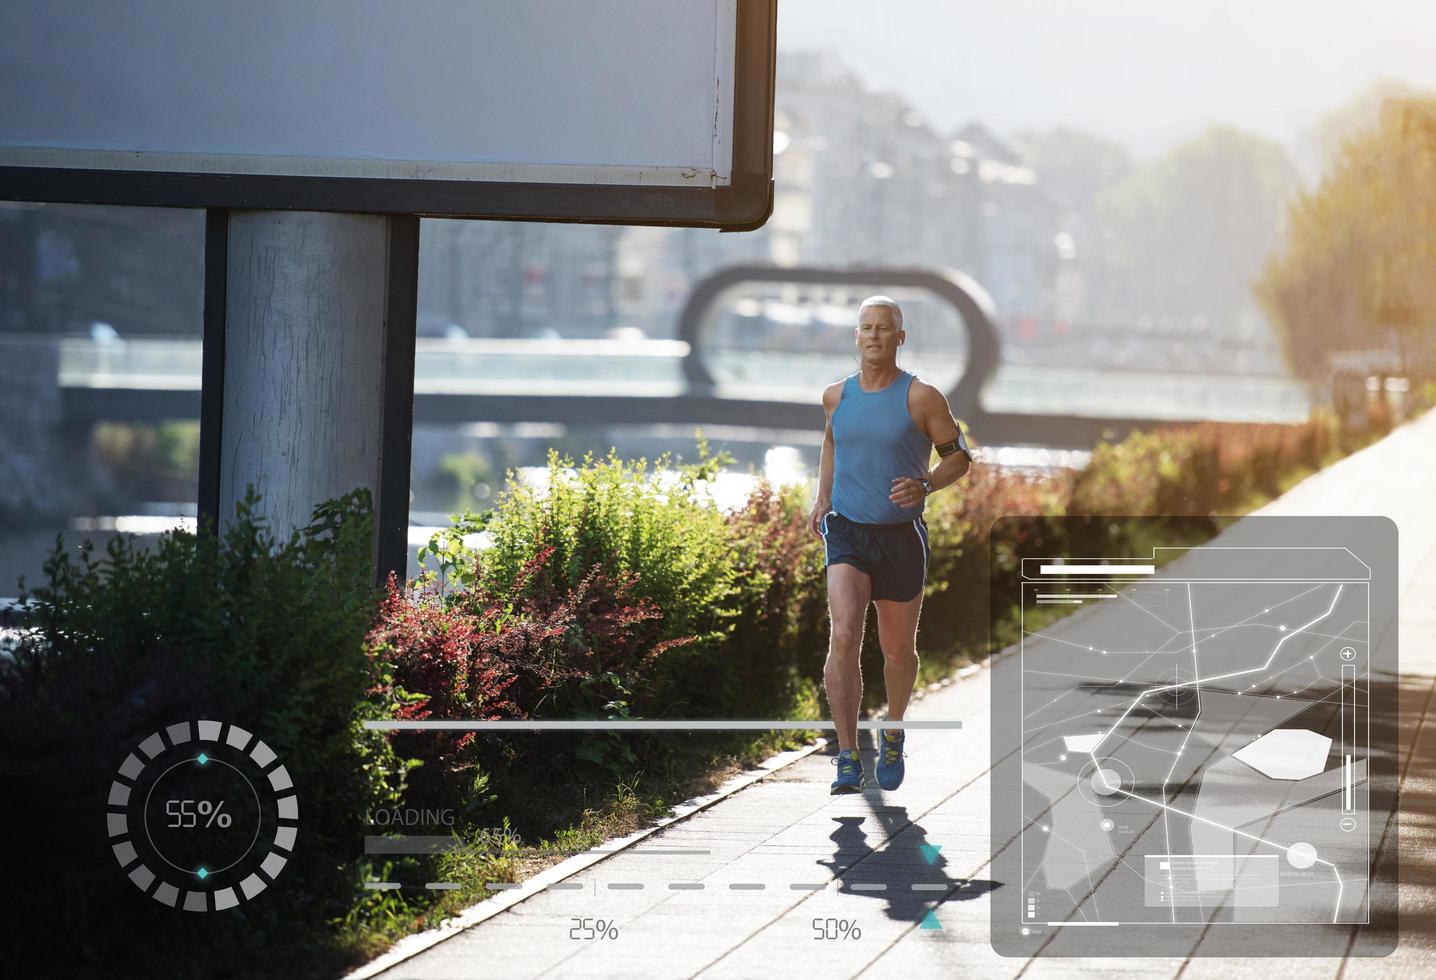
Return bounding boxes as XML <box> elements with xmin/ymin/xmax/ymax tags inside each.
<box><xmin>1012</xmin><ymin>127</ymin><xmax>1135</xmax><ymax>215</ymax></box>
<box><xmin>1094</xmin><ymin>125</ymin><xmax>1300</xmax><ymax>324</ymax></box>
<box><xmin>1257</xmin><ymin>97</ymin><xmax>1436</xmax><ymax>381</ymax></box>
<box><xmin>1012</xmin><ymin>128</ymin><xmax>1135</xmax><ymax>320</ymax></box>
<box><xmin>1292</xmin><ymin>78</ymin><xmax>1418</xmax><ymax>183</ymax></box>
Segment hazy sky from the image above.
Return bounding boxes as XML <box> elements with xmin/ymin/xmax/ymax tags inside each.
<box><xmin>778</xmin><ymin>0</ymin><xmax>1436</xmax><ymax>157</ymax></box>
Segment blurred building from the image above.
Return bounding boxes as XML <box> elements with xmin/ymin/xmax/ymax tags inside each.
<box><xmin>418</xmin><ymin>219</ymin><xmax>621</xmax><ymax>339</ymax></box>
<box><xmin>0</xmin><ymin>53</ymin><xmax>1295</xmax><ymax>373</ymax></box>
<box><xmin>614</xmin><ymin>49</ymin><xmax>1068</xmax><ymax>342</ymax></box>
<box><xmin>0</xmin><ymin>202</ymin><xmax>202</xmax><ymax>337</ymax></box>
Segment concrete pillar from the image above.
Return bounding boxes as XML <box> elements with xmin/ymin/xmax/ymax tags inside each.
<box><xmin>218</xmin><ymin>210</ymin><xmax>392</xmax><ymax>562</ymax></box>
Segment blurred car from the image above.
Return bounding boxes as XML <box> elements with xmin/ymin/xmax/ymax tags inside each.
<box><xmin>89</xmin><ymin>320</ymin><xmax>121</xmax><ymax>343</ymax></box>
<box><xmin>416</xmin><ymin>313</ymin><xmax>469</xmax><ymax>340</ymax></box>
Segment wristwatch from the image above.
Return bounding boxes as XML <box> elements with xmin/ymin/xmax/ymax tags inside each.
<box><xmin>919</xmin><ymin>478</ymin><xmax>933</xmax><ymax>496</ymax></box>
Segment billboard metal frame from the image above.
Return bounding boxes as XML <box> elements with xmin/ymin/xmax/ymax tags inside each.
<box><xmin>0</xmin><ymin>0</ymin><xmax>777</xmax><ymax>231</ymax></box>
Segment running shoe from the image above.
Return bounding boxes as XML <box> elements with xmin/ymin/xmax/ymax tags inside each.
<box><xmin>829</xmin><ymin>748</ymin><xmax>865</xmax><ymax>794</ymax></box>
<box><xmin>875</xmin><ymin>728</ymin><xmax>906</xmax><ymax>790</ymax></box>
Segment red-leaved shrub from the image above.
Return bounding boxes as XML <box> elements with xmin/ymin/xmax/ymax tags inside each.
<box><xmin>367</xmin><ymin>545</ymin><xmax>695</xmax><ymax>814</ymax></box>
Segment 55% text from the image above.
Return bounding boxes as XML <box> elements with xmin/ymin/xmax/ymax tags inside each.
<box><xmin>166</xmin><ymin>799</ymin><xmax>232</xmax><ymax>829</ymax></box>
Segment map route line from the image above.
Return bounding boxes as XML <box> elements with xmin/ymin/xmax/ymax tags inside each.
<box><xmin>1021</xmin><ymin>634</ymin><xmax>1195</xmax><ymax>732</ymax></box>
<box><xmin>1028</xmin><ymin>694</ymin><xmax>1243</xmax><ymax>941</ymax></box>
<box><xmin>1251</xmin><ymin>616</ymin><xmax>1361</xmax><ymax>689</ymax></box>
<box><xmin>1021</xmin><ymin>580</ymin><xmax>1329</xmax><ymax>727</ymax></box>
<box><xmin>1086</xmin><ymin>584</ymin><xmax>1344</xmax><ymax>763</ymax></box>
<box><xmin>1148</xmin><ymin>585</ymin><xmax>1344</xmax><ymax>692</ymax></box>
<box><xmin>1021</xmin><ymin>629</ymin><xmax>1164</xmax><ymax>655</ymax></box>
<box><xmin>1097</xmin><ymin>578</ymin><xmax>1185</xmax><ymax>632</ymax></box>
<box><xmin>1160</xmin><ymin>582</ymin><xmax>1204</xmax><ymax>923</ymax></box>
<box><xmin>1021</xmin><ymin>632</ymin><xmax>1188</xmax><ymax>724</ymax></box>
<box><xmin>1047</xmin><ymin>825</ymin><xmax>1105</xmax><ymax>921</ymax></box>
<box><xmin>1017</xmin><ymin>700</ymin><xmax>1182</xmax><ymax>896</ymax></box>
<box><xmin>1092</xmin><ymin>776</ymin><xmax>1346</xmax><ymax>923</ymax></box>
<box><xmin>1022</xmin><ymin>578</ymin><xmax>1360</xmax><ymax>930</ymax></box>
<box><xmin>1075</xmin><ymin>585</ymin><xmax>1348</xmax><ymax>924</ymax></box>
<box><xmin>1200</xmin><ymin>622</ymin><xmax>1368</xmax><ymax>642</ymax></box>
<box><xmin>1033</xmin><ymin>673</ymin><xmax>1351</xmax><ymax>935</ymax></box>
<box><xmin>1018</xmin><ymin>684</ymin><xmax>1207</xmax><ymax>898</ymax></box>
<box><xmin>1022</xmin><ymin>633</ymin><xmax>1316</xmax><ymax>739</ymax></box>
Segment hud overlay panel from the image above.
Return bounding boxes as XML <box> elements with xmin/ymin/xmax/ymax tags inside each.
<box><xmin>990</xmin><ymin>516</ymin><xmax>1398</xmax><ymax>958</ymax></box>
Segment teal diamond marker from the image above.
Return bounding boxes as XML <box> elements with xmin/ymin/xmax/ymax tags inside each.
<box><xmin>919</xmin><ymin>908</ymin><xmax>942</xmax><ymax>930</ymax></box>
<box><xmin>919</xmin><ymin>844</ymin><xmax>942</xmax><ymax>865</ymax></box>
<box><xmin>196</xmin><ymin>867</ymin><xmax>209</xmax><ymax>880</ymax></box>
<box><xmin>196</xmin><ymin>753</ymin><xmax>209</xmax><ymax>766</ymax></box>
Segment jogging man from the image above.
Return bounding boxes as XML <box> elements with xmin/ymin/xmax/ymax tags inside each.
<box><xmin>808</xmin><ymin>296</ymin><xmax>973</xmax><ymax>793</ymax></box>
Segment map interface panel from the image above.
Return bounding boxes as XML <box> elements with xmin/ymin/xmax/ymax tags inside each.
<box><xmin>990</xmin><ymin>516</ymin><xmax>1397</xmax><ymax>958</ymax></box>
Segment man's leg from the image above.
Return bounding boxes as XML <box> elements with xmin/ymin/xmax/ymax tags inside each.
<box><xmin>874</xmin><ymin>592</ymin><xmax>923</xmax><ymax>736</ymax></box>
<box><xmin>823</xmin><ymin>563</ymin><xmax>871</xmax><ymax>751</ymax></box>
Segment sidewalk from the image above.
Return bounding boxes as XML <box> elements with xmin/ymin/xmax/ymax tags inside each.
<box><xmin>371</xmin><ymin>409</ymin><xmax>1436</xmax><ymax>979</ymax></box>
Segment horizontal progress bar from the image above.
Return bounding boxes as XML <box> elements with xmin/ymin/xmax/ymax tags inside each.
<box><xmin>363</xmin><ymin>720</ymin><xmax>962</xmax><ymax>731</ymax></box>
<box><xmin>1039</xmin><ymin>565</ymin><xmax>1154</xmax><ymax>575</ymax></box>
<box><xmin>1035</xmin><ymin>594</ymin><xmax>1118</xmax><ymax>598</ymax></box>
<box><xmin>1046</xmin><ymin>921</ymin><xmax>1120</xmax><ymax>926</ymax></box>
<box><xmin>364</xmin><ymin>836</ymin><xmax>711</xmax><ymax>855</ymax></box>
<box><xmin>370</xmin><ymin>880</ymin><xmax>963</xmax><ymax>892</ymax></box>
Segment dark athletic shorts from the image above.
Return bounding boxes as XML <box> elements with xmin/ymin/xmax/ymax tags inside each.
<box><xmin>820</xmin><ymin>511</ymin><xmax>930</xmax><ymax>602</ymax></box>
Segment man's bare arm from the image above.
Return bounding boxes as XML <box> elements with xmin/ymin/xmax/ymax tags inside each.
<box><xmin>889</xmin><ymin>381</ymin><xmax>972</xmax><ymax>507</ymax></box>
<box><xmin>918</xmin><ymin>381</ymin><xmax>971</xmax><ymax>491</ymax></box>
<box><xmin>809</xmin><ymin>382</ymin><xmax>842</xmax><ymax>534</ymax></box>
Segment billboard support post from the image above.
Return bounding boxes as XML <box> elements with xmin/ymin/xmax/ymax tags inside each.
<box><xmin>200</xmin><ymin>210</ymin><xmax>418</xmax><ymax>588</ymax></box>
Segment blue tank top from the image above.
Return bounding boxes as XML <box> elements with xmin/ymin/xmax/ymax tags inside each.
<box><xmin>830</xmin><ymin>370</ymin><xmax>932</xmax><ymax>525</ymax></box>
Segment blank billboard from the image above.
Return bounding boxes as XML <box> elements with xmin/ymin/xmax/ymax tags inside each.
<box><xmin>0</xmin><ymin>0</ymin><xmax>775</xmax><ymax>228</ymax></box>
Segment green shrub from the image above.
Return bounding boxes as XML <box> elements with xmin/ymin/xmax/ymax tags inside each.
<box><xmin>0</xmin><ymin>486</ymin><xmax>407</xmax><ymax>979</ymax></box>
<box><xmin>1071</xmin><ymin>413</ymin><xmax>1340</xmax><ymax>517</ymax></box>
<box><xmin>919</xmin><ymin>461</ymin><xmax>1073</xmax><ymax>672</ymax></box>
<box><xmin>395</xmin><ymin>452</ymin><xmax>836</xmax><ymax>837</ymax></box>
<box><xmin>421</xmin><ymin>444</ymin><xmax>743</xmax><ymax>700</ymax></box>
<box><xmin>702</xmin><ymin>479</ymin><xmax>828</xmax><ymax>720</ymax></box>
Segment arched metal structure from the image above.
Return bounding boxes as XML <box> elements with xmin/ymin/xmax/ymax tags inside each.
<box><xmin>53</xmin><ymin>262</ymin><xmax>1195</xmax><ymax>449</ymax></box>
<box><xmin>677</xmin><ymin>264</ymin><xmax>1002</xmax><ymax>422</ymax></box>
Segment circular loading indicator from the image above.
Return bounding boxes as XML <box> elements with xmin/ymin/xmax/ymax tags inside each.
<box><xmin>107</xmin><ymin>720</ymin><xmax>299</xmax><ymax>911</ymax></box>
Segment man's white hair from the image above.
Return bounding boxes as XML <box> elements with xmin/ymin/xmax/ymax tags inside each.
<box><xmin>857</xmin><ymin>295</ymin><xmax>903</xmax><ymax>331</ymax></box>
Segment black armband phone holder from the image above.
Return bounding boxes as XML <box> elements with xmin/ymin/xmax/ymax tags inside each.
<box><xmin>935</xmin><ymin>431</ymin><xmax>972</xmax><ymax>459</ymax></box>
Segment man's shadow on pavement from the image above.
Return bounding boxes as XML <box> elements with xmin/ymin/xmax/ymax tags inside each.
<box><xmin>818</xmin><ymin>740</ymin><xmax>1000</xmax><ymax>925</ymax></box>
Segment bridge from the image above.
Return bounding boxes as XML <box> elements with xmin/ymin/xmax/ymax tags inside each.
<box><xmin>49</xmin><ymin>266</ymin><xmax>1309</xmax><ymax>449</ymax></box>
<box><xmin>57</xmin><ymin>339</ymin><xmax>1310</xmax><ymax>448</ymax></box>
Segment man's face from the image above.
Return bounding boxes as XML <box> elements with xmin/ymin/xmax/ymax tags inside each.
<box><xmin>856</xmin><ymin>306</ymin><xmax>903</xmax><ymax>363</ymax></box>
